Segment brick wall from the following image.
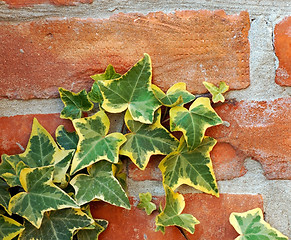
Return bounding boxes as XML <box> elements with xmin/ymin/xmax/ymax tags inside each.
<box><xmin>0</xmin><ymin>0</ymin><xmax>290</xmax><ymax>239</ymax></box>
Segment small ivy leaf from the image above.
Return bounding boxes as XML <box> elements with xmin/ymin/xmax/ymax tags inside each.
<box><xmin>155</xmin><ymin>186</ymin><xmax>200</xmax><ymax>234</ymax></box>
<box><xmin>170</xmin><ymin>97</ymin><xmax>223</xmax><ymax>151</ymax></box>
<box><xmin>70</xmin><ymin>161</ymin><xmax>130</xmax><ymax>209</ymax></box>
<box><xmin>70</xmin><ymin>111</ymin><xmax>126</xmax><ymax>175</ymax></box>
<box><xmin>19</xmin><ymin>208</ymin><xmax>93</xmax><ymax>240</ymax></box>
<box><xmin>0</xmin><ymin>214</ymin><xmax>24</xmax><ymax>240</ymax></box>
<box><xmin>159</xmin><ymin>136</ymin><xmax>219</xmax><ymax>197</ymax></box>
<box><xmin>53</xmin><ymin>151</ymin><xmax>74</xmax><ymax>185</ymax></box>
<box><xmin>89</xmin><ymin>65</ymin><xmax>121</xmax><ymax>103</ymax></box>
<box><xmin>120</xmin><ymin>109</ymin><xmax>179</xmax><ymax>170</ymax></box>
<box><xmin>59</xmin><ymin>88</ymin><xmax>94</xmax><ymax>120</ymax></box>
<box><xmin>112</xmin><ymin>161</ymin><xmax>128</xmax><ymax>192</ymax></box>
<box><xmin>151</xmin><ymin>83</ymin><xmax>195</xmax><ymax>107</ymax></box>
<box><xmin>137</xmin><ymin>192</ymin><xmax>156</xmax><ymax>215</ymax></box>
<box><xmin>0</xmin><ymin>178</ymin><xmax>10</xmax><ymax>212</ymax></box>
<box><xmin>203</xmin><ymin>81</ymin><xmax>229</xmax><ymax>103</ymax></box>
<box><xmin>8</xmin><ymin>166</ymin><xmax>79</xmax><ymax>228</ymax></box>
<box><xmin>77</xmin><ymin>219</ymin><xmax>109</xmax><ymax>240</ymax></box>
<box><xmin>56</xmin><ymin>125</ymin><xmax>79</xmax><ymax>150</ymax></box>
<box><xmin>98</xmin><ymin>53</ymin><xmax>161</xmax><ymax>124</ymax></box>
<box><xmin>229</xmin><ymin>208</ymin><xmax>288</xmax><ymax>240</ymax></box>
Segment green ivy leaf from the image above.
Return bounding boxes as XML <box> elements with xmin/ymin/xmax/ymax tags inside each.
<box><xmin>70</xmin><ymin>161</ymin><xmax>130</xmax><ymax>209</ymax></box>
<box><xmin>19</xmin><ymin>208</ymin><xmax>93</xmax><ymax>240</ymax></box>
<box><xmin>8</xmin><ymin>166</ymin><xmax>79</xmax><ymax>228</ymax></box>
<box><xmin>155</xmin><ymin>186</ymin><xmax>199</xmax><ymax>234</ymax></box>
<box><xmin>170</xmin><ymin>97</ymin><xmax>222</xmax><ymax>151</ymax></box>
<box><xmin>120</xmin><ymin>109</ymin><xmax>179</xmax><ymax>170</ymax></box>
<box><xmin>0</xmin><ymin>214</ymin><xmax>24</xmax><ymax>240</ymax></box>
<box><xmin>203</xmin><ymin>81</ymin><xmax>229</xmax><ymax>103</ymax></box>
<box><xmin>59</xmin><ymin>88</ymin><xmax>94</xmax><ymax>120</ymax></box>
<box><xmin>230</xmin><ymin>208</ymin><xmax>288</xmax><ymax>240</ymax></box>
<box><xmin>159</xmin><ymin>136</ymin><xmax>219</xmax><ymax>197</ymax></box>
<box><xmin>0</xmin><ymin>178</ymin><xmax>10</xmax><ymax>212</ymax></box>
<box><xmin>98</xmin><ymin>53</ymin><xmax>161</xmax><ymax>124</ymax></box>
<box><xmin>137</xmin><ymin>192</ymin><xmax>156</xmax><ymax>215</ymax></box>
<box><xmin>70</xmin><ymin>111</ymin><xmax>126</xmax><ymax>175</ymax></box>
<box><xmin>77</xmin><ymin>219</ymin><xmax>108</xmax><ymax>240</ymax></box>
<box><xmin>113</xmin><ymin>161</ymin><xmax>127</xmax><ymax>192</ymax></box>
<box><xmin>89</xmin><ymin>65</ymin><xmax>121</xmax><ymax>103</ymax></box>
<box><xmin>56</xmin><ymin>125</ymin><xmax>79</xmax><ymax>150</ymax></box>
<box><xmin>151</xmin><ymin>83</ymin><xmax>195</xmax><ymax>107</ymax></box>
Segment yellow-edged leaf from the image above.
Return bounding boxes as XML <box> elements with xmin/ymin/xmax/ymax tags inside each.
<box><xmin>77</xmin><ymin>219</ymin><xmax>108</xmax><ymax>240</ymax></box>
<box><xmin>203</xmin><ymin>81</ymin><xmax>229</xmax><ymax>103</ymax></box>
<box><xmin>0</xmin><ymin>214</ymin><xmax>24</xmax><ymax>240</ymax></box>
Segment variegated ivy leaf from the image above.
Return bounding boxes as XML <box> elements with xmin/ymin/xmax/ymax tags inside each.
<box><xmin>19</xmin><ymin>208</ymin><xmax>93</xmax><ymax>240</ymax></box>
<box><xmin>0</xmin><ymin>214</ymin><xmax>24</xmax><ymax>240</ymax></box>
<box><xmin>89</xmin><ymin>64</ymin><xmax>121</xmax><ymax>103</ymax></box>
<box><xmin>230</xmin><ymin>208</ymin><xmax>288</xmax><ymax>240</ymax></box>
<box><xmin>137</xmin><ymin>192</ymin><xmax>156</xmax><ymax>215</ymax></box>
<box><xmin>151</xmin><ymin>83</ymin><xmax>195</xmax><ymax>107</ymax></box>
<box><xmin>77</xmin><ymin>219</ymin><xmax>108</xmax><ymax>240</ymax></box>
<box><xmin>112</xmin><ymin>161</ymin><xmax>127</xmax><ymax>192</ymax></box>
<box><xmin>0</xmin><ymin>178</ymin><xmax>10</xmax><ymax>212</ymax></box>
<box><xmin>8</xmin><ymin>166</ymin><xmax>79</xmax><ymax>228</ymax></box>
<box><xmin>59</xmin><ymin>88</ymin><xmax>94</xmax><ymax>120</ymax></box>
<box><xmin>155</xmin><ymin>186</ymin><xmax>199</xmax><ymax>234</ymax></box>
<box><xmin>170</xmin><ymin>97</ymin><xmax>223</xmax><ymax>151</ymax></box>
<box><xmin>70</xmin><ymin>110</ymin><xmax>126</xmax><ymax>175</ymax></box>
<box><xmin>120</xmin><ymin>109</ymin><xmax>179</xmax><ymax>170</ymax></box>
<box><xmin>203</xmin><ymin>81</ymin><xmax>229</xmax><ymax>103</ymax></box>
<box><xmin>98</xmin><ymin>53</ymin><xmax>161</xmax><ymax>124</ymax></box>
<box><xmin>159</xmin><ymin>136</ymin><xmax>219</xmax><ymax>197</ymax></box>
<box><xmin>56</xmin><ymin>125</ymin><xmax>79</xmax><ymax>150</ymax></box>
<box><xmin>70</xmin><ymin>161</ymin><xmax>130</xmax><ymax>209</ymax></box>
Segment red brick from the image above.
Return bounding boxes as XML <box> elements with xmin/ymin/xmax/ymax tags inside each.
<box><xmin>274</xmin><ymin>16</ymin><xmax>291</xmax><ymax>86</ymax></box>
<box><xmin>0</xmin><ymin>11</ymin><xmax>250</xmax><ymax>99</ymax></box>
<box><xmin>208</xmin><ymin>98</ymin><xmax>291</xmax><ymax>180</ymax></box>
<box><xmin>90</xmin><ymin>193</ymin><xmax>263</xmax><ymax>240</ymax></box>
<box><xmin>2</xmin><ymin>0</ymin><xmax>92</xmax><ymax>8</ymax></box>
<box><xmin>0</xmin><ymin>114</ymin><xmax>74</xmax><ymax>156</ymax></box>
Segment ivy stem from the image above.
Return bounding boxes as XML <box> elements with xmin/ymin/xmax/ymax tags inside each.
<box><xmin>195</xmin><ymin>92</ymin><xmax>212</xmax><ymax>99</ymax></box>
<box><xmin>176</xmin><ymin>226</ymin><xmax>190</xmax><ymax>240</ymax></box>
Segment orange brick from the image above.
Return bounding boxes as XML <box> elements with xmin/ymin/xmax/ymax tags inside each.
<box><xmin>2</xmin><ymin>0</ymin><xmax>92</xmax><ymax>8</ymax></box>
<box><xmin>0</xmin><ymin>114</ymin><xmax>74</xmax><ymax>156</ymax></box>
<box><xmin>90</xmin><ymin>193</ymin><xmax>263</xmax><ymax>240</ymax></box>
<box><xmin>274</xmin><ymin>16</ymin><xmax>291</xmax><ymax>86</ymax></box>
<box><xmin>0</xmin><ymin>10</ymin><xmax>250</xmax><ymax>99</ymax></box>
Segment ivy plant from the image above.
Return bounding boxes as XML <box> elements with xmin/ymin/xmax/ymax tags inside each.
<box><xmin>0</xmin><ymin>53</ymin><xmax>287</xmax><ymax>240</ymax></box>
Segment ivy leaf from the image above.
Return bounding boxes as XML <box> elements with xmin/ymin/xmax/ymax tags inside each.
<box><xmin>98</xmin><ymin>53</ymin><xmax>161</xmax><ymax>124</ymax></box>
<box><xmin>19</xmin><ymin>208</ymin><xmax>93</xmax><ymax>240</ymax></box>
<box><xmin>0</xmin><ymin>178</ymin><xmax>10</xmax><ymax>212</ymax></box>
<box><xmin>112</xmin><ymin>161</ymin><xmax>127</xmax><ymax>192</ymax></box>
<box><xmin>56</xmin><ymin>125</ymin><xmax>79</xmax><ymax>150</ymax></box>
<box><xmin>155</xmin><ymin>186</ymin><xmax>199</xmax><ymax>234</ymax></box>
<box><xmin>8</xmin><ymin>166</ymin><xmax>79</xmax><ymax>228</ymax></box>
<box><xmin>229</xmin><ymin>208</ymin><xmax>288</xmax><ymax>240</ymax></box>
<box><xmin>120</xmin><ymin>109</ymin><xmax>179</xmax><ymax>170</ymax></box>
<box><xmin>0</xmin><ymin>214</ymin><xmax>24</xmax><ymax>240</ymax></box>
<box><xmin>170</xmin><ymin>97</ymin><xmax>223</xmax><ymax>151</ymax></box>
<box><xmin>159</xmin><ymin>136</ymin><xmax>219</xmax><ymax>197</ymax></box>
<box><xmin>137</xmin><ymin>192</ymin><xmax>156</xmax><ymax>215</ymax></box>
<box><xmin>89</xmin><ymin>65</ymin><xmax>121</xmax><ymax>103</ymax></box>
<box><xmin>151</xmin><ymin>83</ymin><xmax>195</xmax><ymax>107</ymax></box>
<box><xmin>70</xmin><ymin>161</ymin><xmax>130</xmax><ymax>209</ymax></box>
<box><xmin>53</xmin><ymin>151</ymin><xmax>74</xmax><ymax>184</ymax></box>
<box><xmin>77</xmin><ymin>219</ymin><xmax>108</xmax><ymax>240</ymax></box>
<box><xmin>70</xmin><ymin>111</ymin><xmax>126</xmax><ymax>175</ymax></box>
<box><xmin>59</xmin><ymin>88</ymin><xmax>94</xmax><ymax>120</ymax></box>
<box><xmin>203</xmin><ymin>81</ymin><xmax>229</xmax><ymax>103</ymax></box>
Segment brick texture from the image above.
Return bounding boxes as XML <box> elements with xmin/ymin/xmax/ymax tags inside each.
<box><xmin>274</xmin><ymin>16</ymin><xmax>291</xmax><ymax>86</ymax></box>
<box><xmin>0</xmin><ymin>10</ymin><xmax>250</xmax><ymax>99</ymax></box>
<box><xmin>90</xmin><ymin>194</ymin><xmax>263</xmax><ymax>240</ymax></box>
<box><xmin>0</xmin><ymin>113</ymin><xmax>73</xmax><ymax>156</ymax></box>
<box><xmin>2</xmin><ymin>0</ymin><xmax>92</xmax><ymax>8</ymax></box>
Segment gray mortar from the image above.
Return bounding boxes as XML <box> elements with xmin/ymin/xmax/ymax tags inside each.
<box><xmin>129</xmin><ymin>159</ymin><xmax>291</xmax><ymax>237</ymax></box>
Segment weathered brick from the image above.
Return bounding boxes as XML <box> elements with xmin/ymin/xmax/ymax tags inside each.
<box><xmin>2</xmin><ymin>0</ymin><xmax>92</xmax><ymax>8</ymax></box>
<box><xmin>0</xmin><ymin>10</ymin><xmax>250</xmax><ymax>99</ymax></box>
<box><xmin>0</xmin><ymin>113</ymin><xmax>73</xmax><ymax>156</ymax></box>
<box><xmin>274</xmin><ymin>16</ymin><xmax>291</xmax><ymax>86</ymax></box>
<box><xmin>90</xmin><ymin>193</ymin><xmax>263</xmax><ymax>240</ymax></box>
